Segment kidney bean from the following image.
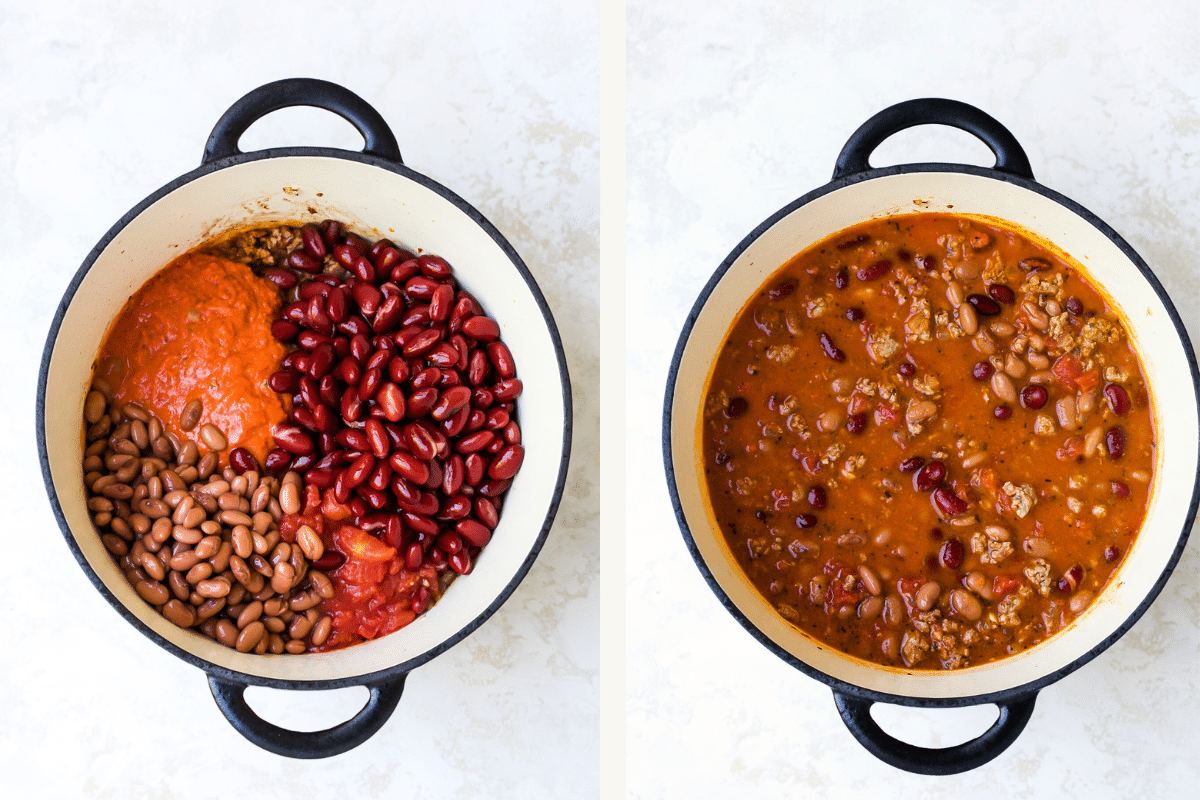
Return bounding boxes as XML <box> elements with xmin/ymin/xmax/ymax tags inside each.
<box><xmin>972</xmin><ymin>362</ymin><xmax>992</xmax><ymax>381</ymax></box>
<box><xmin>271</xmin><ymin>319</ymin><xmax>300</xmax><ymax>342</ymax></box>
<box><xmin>488</xmin><ymin>444</ymin><xmax>524</xmax><ymax>480</ymax></box>
<box><xmin>898</xmin><ymin>456</ymin><xmax>924</xmax><ymax>473</ymax></box>
<box><xmin>464</xmin><ymin>454</ymin><xmax>486</xmax><ymax>486</ymax></box>
<box><xmin>1104</xmin><ymin>383</ymin><xmax>1131</xmax><ymax>415</ymax></box>
<box><xmin>414</xmin><ymin>254</ymin><xmax>451</xmax><ymax>279</ymax></box>
<box><xmin>372</xmin><ymin>295</ymin><xmax>404</xmax><ymax>334</ymax></box>
<box><xmin>846</xmin><ymin>413</ymin><xmax>867</xmax><ymax>434</ymax></box>
<box><xmin>286</xmin><ymin>250</ymin><xmax>323</xmax><ymax>274</ymax></box>
<box><xmin>833</xmin><ymin>268</ymin><xmax>849</xmax><ymax>289</ymax></box>
<box><xmin>462</xmin><ymin>315</ymin><xmax>501</xmax><ymax>341</ymax></box>
<box><xmin>484</xmin><ymin>340</ymin><xmax>517</xmax><ymax>379</ymax></box>
<box><xmin>819</xmin><ymin>333</ymin><xmax>846</xmax><ymax>362</ymax></box>
<box><xmin>932</xmin><ymin>485</ymin><xmax>968</xmax><ymax>516</ymax></box>
<box><xmin>939</xmin><ymin>539</ymin><xmax>964</xmax><ymax>569</ymax></box>
<box><xmin>993</xmin><ymin>404</ymin><xmax>1012</xmax><ymax>420</ymax></box>
<box><xmin>273</xmin><ymin>425</ymin><xmax>315</xmax><ymax>455</ymax></box>
<box><xmin>1020</xmin><ymin>385</ymin><xmax>1049</xmax><ymax>409</ymax></box>
<box><xmin>914</xmin><ymin>460</ymin><xmax>946</xmax><ymax>492</ymax></box>
<box><xmin>806</xmin><ymin>485</ymin><xmax>827</xmax><ymax>509</ymax></box>
<box><xmin>966</xmin><ymin>294</ymin><xmax>1002</xmax><ymax>316</ymax></box>
<box><xmin>1106</xmin><ymin>426</ymin><xmax>1127</xmax><ymax>459</ymax></box>
<box><xmin>493</xmin><ymin>378</ymin><xmax>523</xmax><ymax>402</ymax></box>
<box><xmin>1020</xmin><ymin>257</ymin><xmax>1052</xmax><ymax>272</ymax></box>
<box><xmin>986</xmin><ymin>284</ymin><xmax>1015</xmax><ymax>305</ymax></box>
<box><xmin>264</xmin><ymin>268</ymin><xmax>298</xmax><ymax>291</ymax></box>
<box><xmin>405</xmin><ymin>387</ymin><xmax>438</xmax><ymax>418</ymax></box>
<box><xmin>299</xmin><ymin>281</ymin><xmax>330</xmax><ymax>301</ymax></box>
<box><xmin>856</xmin><ymin>260</ymin><xmax>891</xmax><ymax>281</ymax></box>
<box><xmin>397</xmin><ymin>306</ymin><xmax>430</xmax><ymax>330</ymax></box>
<box><xmin>229</xmin><ymin>448</ymin><xmax>260</xmax><ymax>475</ymax></box>
<box><xmin>268</xmin><ymin>369</ymin><xmax>300</xmax><ymax>394</ymax></box>
<box><xmin>474</xmin><ymin>497</ymin><xmax>499</xmax><ymax>530</ymax></box>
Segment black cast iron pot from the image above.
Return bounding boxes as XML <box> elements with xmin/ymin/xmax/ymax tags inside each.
<box><xmin>38</xmin><ymin>78</ymin><xmax>572</xmax><ymax>759</ymax></box>
<box><xmin>664</xmin><ymin>98</ymin><xmax>1199</xmax><ymax>774</ymax></box>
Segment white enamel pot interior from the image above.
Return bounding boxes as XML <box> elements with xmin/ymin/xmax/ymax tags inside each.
<box><xmin>38</xmin><ymin>80</ymin><xmax>571</xmax><ymax>758</ymax></box>
<box><xmin>665</xmin><ymin>100</ymin><xmax>1199</xmax><ymax>774</ymax></box>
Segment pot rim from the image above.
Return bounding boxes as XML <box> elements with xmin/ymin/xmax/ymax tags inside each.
<box><xmin>663</xmin><ymin>160</ymin><xmax>1200</xmax><ymax>708</ymax></box>
<box><xmin>38</xmin><ymin>144</ymin><xmax>574</xmax><ymax>690</ymax></box>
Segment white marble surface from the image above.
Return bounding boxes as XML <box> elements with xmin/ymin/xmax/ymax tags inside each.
<box><xmin>0</xmin><ymin>1</ymin><xmax>598</xmax><ymax>798</ymax></box>
<box><xmin>628</xmin><ymin>1</ymin><xmax>1200</xmax><ymax>797</ymax></box>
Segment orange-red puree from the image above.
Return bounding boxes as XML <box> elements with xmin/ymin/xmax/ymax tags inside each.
<box><xmin>94</xmin><ymin>252</ymin><xmax>290</xmax><ymax>463</ymax></box>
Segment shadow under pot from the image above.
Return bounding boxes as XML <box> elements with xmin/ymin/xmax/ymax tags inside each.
<box><xmin>38</xmin><ymin>78</ymin><xmax>572</xmax><ymax>759</ymax></box>
<box><xmin>664</xmin><ymin>98</ymin><xmax>1199</xmax><ymax>775</ymax></box>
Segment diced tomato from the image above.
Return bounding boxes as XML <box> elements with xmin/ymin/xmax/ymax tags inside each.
<box><xmin>973</xmin><ymin>467</ymin><xmax>999</xmax><ymax>492</ymax></box>
<box><xmin>337</xmin><ymin>526</ymin><xmax>397</xmax><ymax>562</ymax></box>
<box><xmin>993</xmin><ymin>575</ymin><xmax>1021</xmax><ymax>597</ymax></box>
<box><xmin>827</xmin><ymin>580</ymin><xmax>861</xmax><ymax>606</ymax></box>
<box><xmin>1051</xmin><ymin>353</ymin><xmax>1082</xmax><ymax>386</ymax></box>
<box><xmin>1056</xmin><ymin>436</ymin><xmax>1085</xmax><ymax>461</ymax></box>
<box><xmin>321</xmin><ymin>489</ymin><xmax>353</xmax><ymax>521</ymax></box>
<box><xmin>848</xmin><ymin>393</ymin><xmax>872</xmax><ymax>415</ymax></box>
<box><xmin>994</xmin><ymin>490</ymin><xmax>1013</xmax><ymax>515</ymax></box>
<box><xmin>1075</xmin><ymin>368</ymin><xmax>1101</xmax><ymax>392</ymax></box>
<box><xmin>874</xmin><ymin>403</ymin><xmax>901</xmax><ymax>426</ymax></box>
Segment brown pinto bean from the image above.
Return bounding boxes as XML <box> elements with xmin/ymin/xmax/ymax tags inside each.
<box><xmin>914</xmin><ymin>581</ymin><xmax>941</xmax><ymax>611</ymax></box>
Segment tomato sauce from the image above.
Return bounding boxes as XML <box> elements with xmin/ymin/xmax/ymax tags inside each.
<box><xmin>94</xmin><ymin>252</ymin><xmax>290</xmax><ymax>462</ymax></box>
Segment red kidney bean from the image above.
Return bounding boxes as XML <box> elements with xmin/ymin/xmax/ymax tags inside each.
<box><xmin>401</xmin><ymin>328</ymin><xmax>442</xmax><ymax>358</ymax></box>
<box><xmin>833</xmin><ymin>268</ymin><xmax>849</xmax><ymax>289</ymax></box>
<box><xmin>286</xmin><ymin>250</ymin><xmax>323</xmax><ymax>274</ymax></box>
<box><xmin>767</xmin><ymin>280</ymin><xmax>796</xmax><ymax>300</ymax></box>
<box><xmin>431</xmin><ymin>386</ymin><xmax>472</xmax><ymax>421</ymax></box>
<box><xmin>457</xmin><ymin>430</ymin><xmax>495</xmax><ymax>454</ymax></box>
<box><xmin>335</xmin><ymin>428</ymin><xmax>370</xmax><ymax>451</ymax></box>
<box><xmin>464</xmin><ymin>453</ymin><xmax>486</xmax><ymax>486</ymax></box>
<box><xmin>358</xmin><ymin>365</ymin><xmax>383</xmax><ymax>402</ymax></box>
<box><xmin>1104</xmin><ymin>383</ymin><xmax>1131</xmax><ymax>416</ymax></box>
<box><xmin>486</xmin><ymin>408</ymin><xmax>510</xmax><ymax>430</ymax></box>
<box><xmin>272</xmin><ymin>319</ymin><xmax>300</xmax><ymax>342</ymax></box>
<box><xmin>932</xmin><ymin>485</ymin><xmax>968</xmax><ymax>516</ymax></box>
<box><xmin>374</xmin><ymin>246</ymin><xmax>404</xmax><ymax>275</ymax></box>
<box><xmin>1066</xmin><ymin>296</ymin><xmax>1084</xmax><ymax>315</ymax></box>
<box><xmin>268</xmin><ymin>369</ymin><xmax>300</xmax><ymax>393</ymax></box>
<box><xmin>471</xmin><ymin>387</ymin><xmax>493</xmax><ymax>409</ymax></box>
<box><xmin>474</xmin><ymin>497</ymin><xmax>499</xmax><ymax>530</ymax></box>
<box><xmin>437</xmin><ymin>531</ymin><xmax>463</xmax><ymax>555</ymax></box>
<box><xmin>966</xmin><ymin>294</ymin><xmax>1002</xmax><ymax>316</ymax></box>
<box><xmin>229</xmin><ymin>448</ymin><xmax>260</xmax><ymax>475</ymax></box>
<box><xmin>819</xmin><ymin>333</ymin><xmax>846</xmax><ymax>362</ymax></box>
<box><xmin>344</xmin><ymin>453</ymin><xmax>376</xmax><ymax>488</ymax></box>
<box><xmin>418</xmin><ymin>254</ymin><xmax>452</xmax><ymax>279</ymax></box>
<box><xmin>1021</xmin><ymin>257</ymin><xmax>1052</xmax><ymax>272</ymax></box>
<box><xmin>939</xmin><ymin>539</ymin><xmax>964</xmax><ymax>569</ymax></box>
<box><xmin>972</xmin><ymin>362</ymin><xmax>992</xmax><ymax>381</ymax></box>
<box><xmin>390</xmin><ymin>259</ymin><xmax>421</xmax><ymax>284</ymax></box>
<box><xmin>807</xmin><ymin>485</ymin><xmax>827</xmax><ymax>509</ymax></box>
<box><xmin>1112</xmin><ymin>480</ymin><xmax>1130</xmax><ymax>498</ymax></box>
<box><xmin>898</xmin><ymin>456</ymin><xmax>925</xmax><ymax>473</ymax></box>
<box><xmin>352</xmin><ymin>282</ymin><xmax>383</xmax><ymax>315</ymax></box>
<box><xmin>794</xmin><ymin>513</ymin><xmax>817</xmax><ymax>528</ymax></box>
<box><xmin>263</xmin><ymin>449</ymin><xmax>292</xmax><ymax>474</ymax></box>
<box><xmin>299</xmin><ymin>281</ymin><xmax>330</xmax><ymax>300</ymax></box>
<box><xmin>371</xmin><ymin>296</ymin><xmax>403</xmax><ymax>334</ymax></box>
<box><xmin>438</xmin><ymin>370</ymin><xmax>462</xmax><ymax>388</ymax></box>
<box><xmin>986</xmin><ymin>284</ymin><xmax>1015</xmax><ymax>305</ymax></box>
<box><xmin>448</xmin><ymin>551</ymin><xmax>472</xmax><ymax>575</ymax></box>
<box><xmin>404</xmin><ymin>512</ymin><xmax>439</xmax><ymax>537</ymax></box>
<box><xmin>407</xmin><ymin>387</ymin><xmax>439</xmax><ymax>418</ymax></box>
<box><xmin>301</xmin><ymin>224</ymin><xmax>327</xmax><ymax>259</ymax></box>
<box><xmin>319</xmin><ymin>219</ymin><xmax>344</xmax><ymax>246</ymax></box>
<box><xmin>389</xmin><ymin>451</ymin><xmax>429</xmax><ymax>485</ymax></box>
<box><xmin>856</xmin><ymin>260</ymin><xmax>891</xmax><ymax>281</ymax></box>
<box><xmin>994</xmin><ymin>404</ymin><xmax>1012</xmax><ymax>420</ymax></box>
<box><xmin>402</xmin><ymin>304</ymin><xmax>432</xmax><ymax>328</ymax></box>
<box><xmin>306</xmin><ymin>467</ymin><xmax>336</xmax><ymax>488</ymax></box>
<box><xmin>404</xmin><ymin>276</ymin><xmax>440</xmax><ymax>301</ymax></box>
<box><xmin>1106</xmin><ymin>426</ymin><xmax>1126</xmax><ymax>459</ymax></box>
<box><xmin>309</xmin><ymin>342</ymin><xmax>336</xmax><ymax>379</ymax></box>
<box><xmin>264</xmin><ymin>268</ymin><xmax>298</xmax><ymax>291</ymax></box>
<box><xmin>486</xmin><ymin>341</ymin><xmax>516</xmax><ymax>379</ymax></box>
<box><xmin>914</xmin><ymin>460</ymin><xmax>946</xmax><ymax>491</ymax></box>
<box><xmin>488</xmin><ymin>444</ymin><xmax>524</xmax><ymax>480</ymax></box>
<box><xmin>493</xmin><ymin>379</ymin><xmax>523</xmax><ymax>402</ymax></box>
<box><xmin>427</xmin><ymin>342</ymin><xmax>459</xmax><ymax>368</ymax></box>
<box><xmin>463</xmin><ymin>315</ymin><xmax>501</xmax><ymax>341</ymax></box>
<box><xmin>845</xmin><ymin>307</ymin><xmax>864</xmax><ymax>321</ymax></box>
<box><xmin>457</xmin><ymin>518</ymin><xmax>492</xmax><ymax>547</ymax></box>
<box><xmin>1020</xmin><ymin>385</ymin><xmax>1048</xmax><ymax>409</ymax></box>
<box><xmin>332</xmin><ymin>243</ymin><xmax>358</xmax><ymax>269</ymax></box>
<box><xmin>846</xmin><ymin>413</ymin><xmax>866</xmax><ymax>434</ymax></box>
<box><xmin>337</xmin><ymin>356</ymin><xmax>362</xmax><ymax>385</ymax></box>
<box><xmin>274</xmin><ymin>425</ymin><xmax>314</xmax><ymax>455</ymax></box>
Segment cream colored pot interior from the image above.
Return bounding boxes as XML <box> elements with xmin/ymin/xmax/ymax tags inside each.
<box><xmin>672</xmin><ymin>171</ymin><xmax>1198</xmax><ymax>699</ymax></box>
<box><xmin>45</xmin><ymin>155</ymin><xmax>567</xmax><ymax>682</ymax></box>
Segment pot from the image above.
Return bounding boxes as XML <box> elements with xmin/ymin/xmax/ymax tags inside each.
<box><xmin>38</xmin><ymin>78</ymin><xmax>572</xmax><ymax>759</ymax></box>
<box><xmin>664</xmin><ymin>98</ymin><xmax>1200</xmax><ymax>774</ymax></box>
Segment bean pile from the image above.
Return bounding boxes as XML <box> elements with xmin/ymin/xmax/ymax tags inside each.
<box><xmin>254</xmin><ymin>220</ymin><xmax>524</xmax><ymax>588</ymax></box>
<box><xmin>84</xmin><ymin>392</ymin><xmax>336</xmax><ymax>654</ymax></box>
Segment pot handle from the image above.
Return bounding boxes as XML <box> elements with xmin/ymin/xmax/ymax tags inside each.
<box><xmin>207</xmin><ymin>673</ymin><xmax>408</xmax><ymax>759</ymax></box>
<box><xmin>202</xmin><ymin>77</ymin><xmax>403</xmax><ymax>165</ymax></box>
<box><xmin>832</xmin><ymin>98</ymin><xmax>1034</xmax><ymax>181</ymax></box>
<box><xmin>832</xmin><ymin>690</ymin><xmax>1037</xmax><ymax>775</ymax></box>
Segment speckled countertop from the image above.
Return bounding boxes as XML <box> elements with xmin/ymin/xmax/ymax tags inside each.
<box><xmin>627</xmin><ymin>1</ymin><xmax>1200</xmax><ymax>797</ymax></box>
<box><xmin>0</xmin><ymin>1</ymin><xmax>598</xmax><ymax>798</ymax></box>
